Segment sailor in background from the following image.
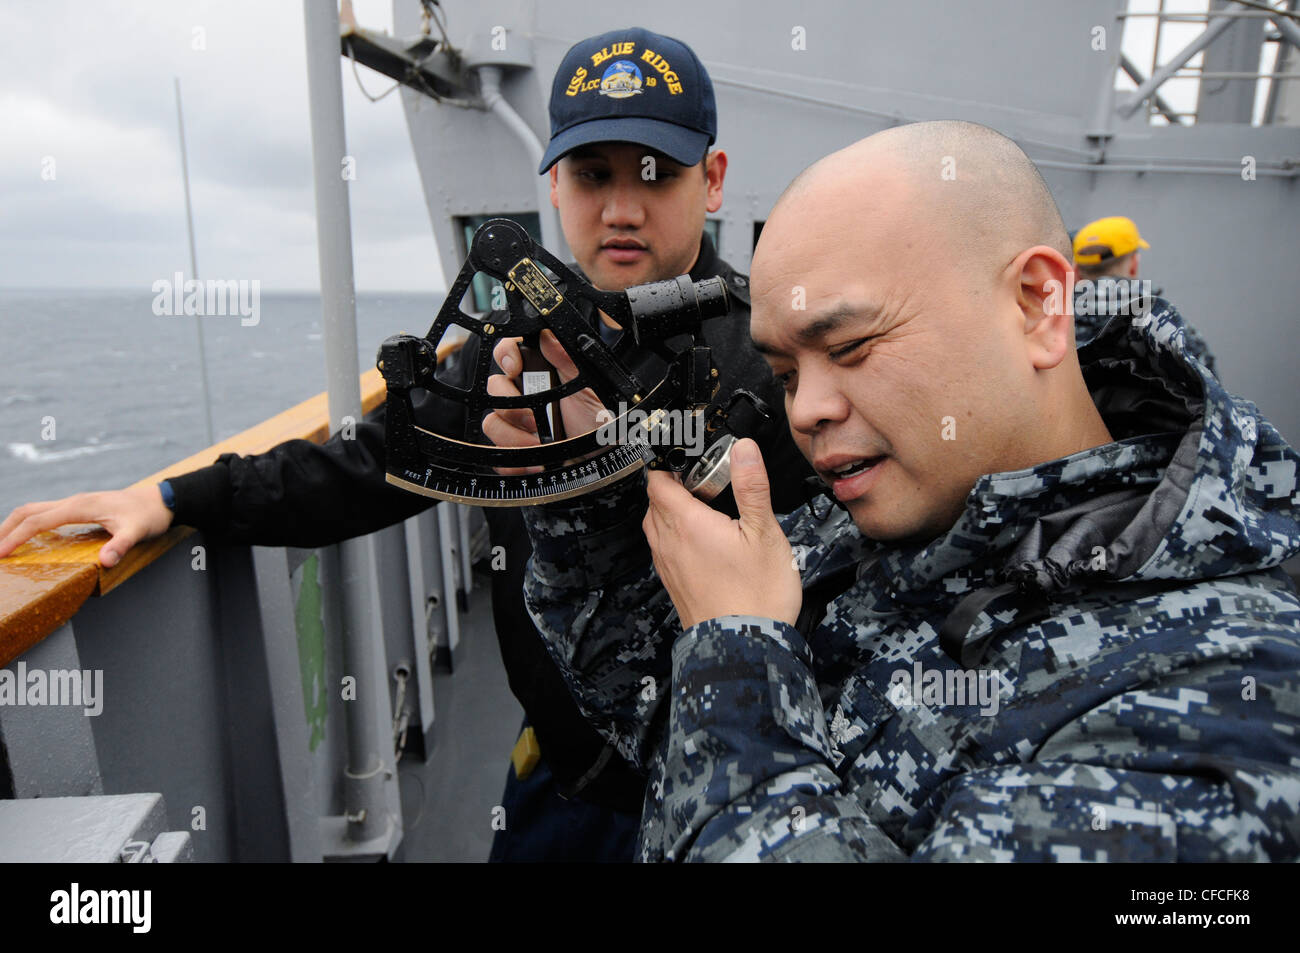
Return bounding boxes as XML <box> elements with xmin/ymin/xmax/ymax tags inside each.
<box><xmin>1073</xmin><ymin>214</ymin><xmax>1150</xmax><ymax>284</ymax></box>
<box><xmin>1072</xmin><ymin>215</ymin><xmax>1217</xmax><ymax>375</ymax></box>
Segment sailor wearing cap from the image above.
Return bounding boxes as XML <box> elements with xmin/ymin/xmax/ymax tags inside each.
<box><xmin>482</xmin><ymin>26</ymin><xmax>814</xmax><ymax>862</ymax></box>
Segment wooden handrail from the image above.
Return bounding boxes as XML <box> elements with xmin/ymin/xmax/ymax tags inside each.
<box><xmin>0</xmin><ymin>338</ymin><xmax>463</xmax><ymax>668</ymax></box>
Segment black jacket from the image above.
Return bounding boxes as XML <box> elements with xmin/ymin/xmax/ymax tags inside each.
<box><xmin>168</xmin><ymin>234</ymin><xmax>814</xmax><ymax>812</ymax></box>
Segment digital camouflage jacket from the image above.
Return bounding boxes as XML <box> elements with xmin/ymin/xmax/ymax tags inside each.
<box><xmin>521</xmin><ymin>298</ymin><xmax>1300</xmax><ymax>862</ymax></box>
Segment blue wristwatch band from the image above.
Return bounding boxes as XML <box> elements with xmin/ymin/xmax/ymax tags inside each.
<box><xmin>158</xmin><ymin>479</ymin><xmax>177</xmax><ymax>512</ymax></box>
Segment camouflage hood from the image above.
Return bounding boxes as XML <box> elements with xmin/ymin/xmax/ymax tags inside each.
<box><xmin>813</xmin><ymin>298</ymin><xmax>1300</xmax><ymax>668</ymax></box>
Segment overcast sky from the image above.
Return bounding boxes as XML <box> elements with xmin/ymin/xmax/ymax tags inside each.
<box><xmin>1</xmin><ymin>0</ymin><xmax>1235</xmax><ymax>295</ymax></box>
<box><xmin>2</xmin><ymin>0</ymin><xmax>444</xmax><ymax>292</ymax></box>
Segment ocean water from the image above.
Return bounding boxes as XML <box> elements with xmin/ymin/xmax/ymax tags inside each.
<box><xmin>0</xmin><ymin>288</ymin><xmax>444</xmax><ymax>516</ymax></box>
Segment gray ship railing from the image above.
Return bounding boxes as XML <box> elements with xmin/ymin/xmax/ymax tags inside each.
<box><xmin>0</xmin><ymin>351</ymin><xmax>482</xmax><ymax>861</ymax></box>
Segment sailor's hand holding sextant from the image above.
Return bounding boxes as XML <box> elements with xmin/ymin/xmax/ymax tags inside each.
<box><xmin>482</xmin><ymin>330</ymin><xmax>611</xmax><ymax>474</ymax></box>
<box><xmin>642</xmin><ymin>438</ymin><xmax>802</xmax><ymax>632</ymax></box>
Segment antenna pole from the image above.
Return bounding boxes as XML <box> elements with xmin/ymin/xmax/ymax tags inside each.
<box><xmin>174</xmin><ymin>77</ymin><xmax>217</xmax><ymax>447</ymax></box>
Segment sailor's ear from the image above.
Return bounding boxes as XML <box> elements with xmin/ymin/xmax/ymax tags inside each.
<box><xmin>1012</xmin><ymin>245</ymin><xmax>1072</xmax><ymax>371</ymax></box>
<box><xmin>549</xmin><ymin>166</ymin><xmax>560</xmax><ymax>209</ymax></box>
<box><xmin>704</xmin><ymin>150</ymin><xmax>727</xmax><ymax>213</ymax></box>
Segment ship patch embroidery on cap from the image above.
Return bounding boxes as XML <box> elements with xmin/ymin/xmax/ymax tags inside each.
<box><xmin>600</xmin><ymin>60</ymin><xmax>643</xmax><ymax>98</ymax></box>
<box><xmin>565</xmin><ymin>41</ymin><xmax>687</xmax><ymax>98</ymax></box>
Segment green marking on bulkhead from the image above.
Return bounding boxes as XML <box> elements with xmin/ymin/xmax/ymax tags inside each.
<box><xmin>295</xmin><ymin>552</ymin><xmax>328</xmax><ymax>752</ymax></box>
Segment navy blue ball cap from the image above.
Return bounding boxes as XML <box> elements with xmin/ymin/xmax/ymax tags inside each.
<box><xmin>538</xmin><ymin>27</ymin><xmax>717</xmax><ymax>174</ymax></box>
